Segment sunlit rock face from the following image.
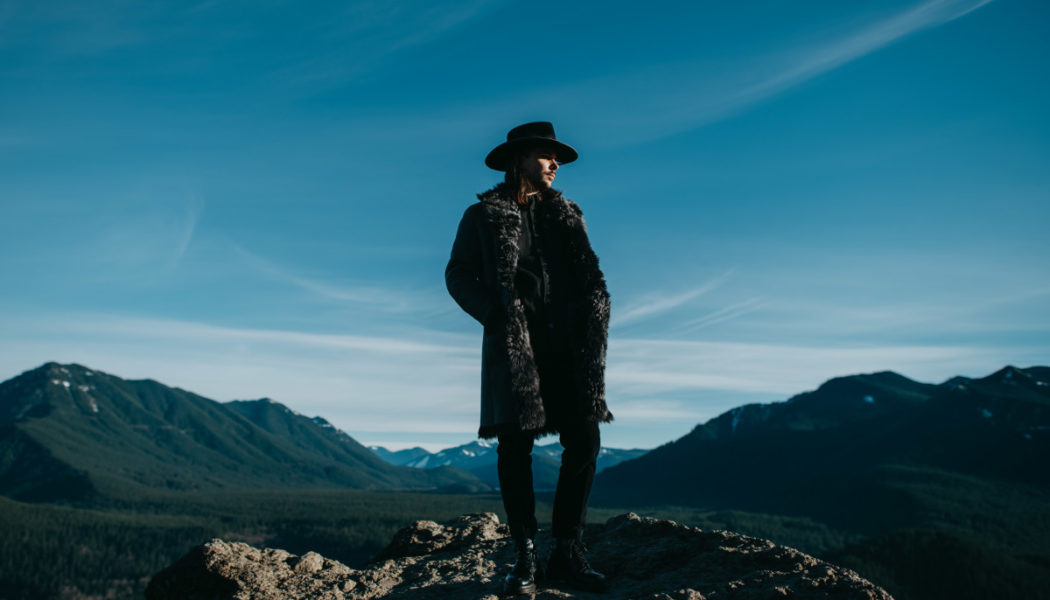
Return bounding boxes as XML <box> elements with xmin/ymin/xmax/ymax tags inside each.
<box><xmin>146</xmin><ymin>512</ymin><xmax>893</xmax><ymax>600</ymax></box>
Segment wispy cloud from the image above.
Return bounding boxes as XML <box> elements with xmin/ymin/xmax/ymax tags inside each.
<box><xmin>606</xmin><ymin>337</ymin><xmax>1012</xmax><ymax>398</ymax></box>
<box><xmin>172</xmin><ymin>194</ymin><xmax>202</xmax><ymax>266</ymax></box>
<box><xmin>728</xmin><ymin>0</ymin><xmax>996</xmax><ymax>112</ymax></box>
<box><xmin>0</xmin><ymin>2</ymin><xmax>150</xmax><ymax>56</ymax></box>
<box><xmin>370</xmin><ymin>0</ymin><xmax>997</xmax><ymax>148</ymax></box>
<box><xmin>2</xmin><ymin>1</ymin><xmax>504</xmax><ymax>95</ymax></box>
<box><xmin>1</xmin><ymin>312</ymin><xmax>483</xmax><ymax>437</ymax></box>
<box><xmin>681</xmin><ymin>297</ymin><xmax>768</xmax><ymax>332</ymax></box>
<box><xmin>1</xmin><ymin>306</ymin><xmax>1039</xmax><ymax>451</ymax></box>
<box><xmin>229</xmin><ymin>242</ymin><xmax>438</xmax><ymax>312</ymax></box>
<box><xmin>610</xmin><ymin>399</ymin><xmax>704</xmax><ymax>423</ymax></box>
<box><xmin>591</xmin><ymin>0</ymin><xmax>997</xmax><ymax>144</ymax></box>
<box><xmin>737</xmin><ymin>286</ymin><xmax>1050</xmax><ymax>340</ymax></box>
<box><xmin>62</xmin><ymin>314</ymin><xmax>476</xmax><ymax>356</ymax></box>
<box><xmin>263</xmin><ymin>0</ymin><xmax>507</xmax><ymax>90</ymax></box>
<box><xmin>612</xmin><ymin>272</ymin><xmax>732</xmax><ymax>328</ymax></box>
<box><xmin>71</xmin><ymin>203</ymin><xmax>208</xmax><ymax>274</ymax></box>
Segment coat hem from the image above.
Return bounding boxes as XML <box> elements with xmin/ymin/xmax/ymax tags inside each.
<box><xmin>478</xmin><ymin>413</ymin><xmax>612</xmax><ymax>441</ymax></box>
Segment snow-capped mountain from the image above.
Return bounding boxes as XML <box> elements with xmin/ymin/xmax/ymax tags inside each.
<box><xmin>369</xmin><ymin>439</ymin><xmax>648</xmax><ymax>489</ymax></box>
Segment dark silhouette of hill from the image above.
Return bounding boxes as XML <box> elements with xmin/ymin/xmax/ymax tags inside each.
<box><xmin>594</xmin><ymin>365</ymin><xmax>1050</xmax><ymax>600</ymax></box>
<box><xmin>0</xmin><ymin>362</ymin><xmax>486</xmax><ymax>502</ymax></box>
<box><xmin>596</xmin><ymin>366</ymin><xmax>1050</xmax><ymax>527</ymax></box>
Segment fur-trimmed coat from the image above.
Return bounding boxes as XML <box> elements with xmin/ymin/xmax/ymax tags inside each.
<box><xmin>445</xmin><ymin>183</ymin><xmax>612</xmax><ymax>439</ymax></box>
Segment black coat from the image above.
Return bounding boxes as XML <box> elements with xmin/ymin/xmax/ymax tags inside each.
<box><xmin>445</xmin><ymin>183</ymin><xmax>612</xmax><ymax>439</ymax></box>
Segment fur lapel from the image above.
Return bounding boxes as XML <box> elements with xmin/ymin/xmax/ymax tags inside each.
<box><xmin>477</xmin><ymin>185</ymin><xmax>544</xmax><ymax>430</ymax></box>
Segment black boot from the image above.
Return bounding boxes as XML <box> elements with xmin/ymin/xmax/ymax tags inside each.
<box><xmin>503</xmin><ymin>537</ymin><xmax>537</xmax><ymax>596</ymax></box>
<box><xmin>546</xmin><ymin>535</ymin><xmax>608</xmax><ymax>593</ymax></box>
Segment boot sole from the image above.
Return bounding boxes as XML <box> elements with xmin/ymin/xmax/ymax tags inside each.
<box><xmin>547</xmin><ymin>578</ymin><xmax>608</xmax><ymax>594</ymax></box>
<box><xmin>546</xmin><ymin>567</ymin><xmax>608</xmax><ymax>593</ymax></box>
<box><xmin>503</xmin><ymin>582</ymin><xmax>537</xmax><ymax>596</ymax></box>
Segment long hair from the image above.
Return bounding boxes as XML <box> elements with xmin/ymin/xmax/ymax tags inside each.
<box><xmin>503</xmin><ymin>152</ymin><xmax>558</xmax><ymax>205</ymax></box>
<box><xmin>504</xmin><ymin>158</ymin><xmax>537</xmax><ymax>206</ymax></box>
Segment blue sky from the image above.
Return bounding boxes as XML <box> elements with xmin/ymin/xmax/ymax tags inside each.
<box><xmin>1</xmin><ymin>0</ymin><xmax>1047</xmax><ymax>451</ymax></box>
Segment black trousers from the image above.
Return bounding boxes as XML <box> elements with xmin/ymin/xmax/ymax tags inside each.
<box><xmin>497</xmin><ymin>308</ymin><xmax>601</xmax><ymax>540</ymax></box>
<box><xmin>497</xmin><ymin>419</ymin><xmax>601</xmax><ymax>540</ymax></box>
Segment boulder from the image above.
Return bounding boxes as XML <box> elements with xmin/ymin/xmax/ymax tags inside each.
<box><xmin>146</xmin><ymin>512</ymin><xmax>893</xmax><ymax>599</ymax></box>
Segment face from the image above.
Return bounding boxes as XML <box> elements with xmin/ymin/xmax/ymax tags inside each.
<box><xmin>518</xmin><ymin>147</ymin><xmax>559</xmax><ymax>189</ymax></box>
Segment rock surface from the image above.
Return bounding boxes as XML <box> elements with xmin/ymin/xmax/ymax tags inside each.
<box><xmin>146</xmin><ymin>512</ymin><xmax>893</xmax><ymax>600</ymax></box>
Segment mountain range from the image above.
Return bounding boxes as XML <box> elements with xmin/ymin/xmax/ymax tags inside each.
<box><xmin>592</xmin><ymin>365</ymin><xmax>1050</xmax><ymax>598</ymax></box>
<box><xmin>369</xmin><ymin>440</ymin><xmax>647</xmax><ymax>489</ymax></box>
<box><xmin>595</xmin><ymin>365</ymin><xmax>1050</xmax><ymax>523</ymax></box>
<box><xmin>2</xmin><ymin>360</ymin><xmax>1049</xmax><ymax>600</ymax></box>
<box><xmin>0</xmin><ymin>362</ymin><xmax>487</xmax><ymax>502</ymax></box>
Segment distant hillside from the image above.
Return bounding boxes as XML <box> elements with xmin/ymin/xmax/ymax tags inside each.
<box><xmin>0</xmin><ymin>362</ymin><xmax>487</xmax><ymax>502</ymax></box>
<box><xmin>595</xmin><ymin>365</ymin><xmax>1050</xmax><ymax>600</ymax></box>
<box><xmin>369</xmin><ymin>440</ymin><xmax>648</xmax><ymax>489</ymax></box>
<box><xmin>596</xmin><ymin>365</ymin><xmax>1050</xmax><ymax>518</ymax></box>
<box><xmin>369</xmin><ymin>445</ymin><xmax>432</xmax><ymax>467</ymax></box>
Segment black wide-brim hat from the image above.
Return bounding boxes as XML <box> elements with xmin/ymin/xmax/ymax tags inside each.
<box><xmin>485</xmin><ymin>121</ymin><xmax>578</xmax><ymax>171</ymax></box>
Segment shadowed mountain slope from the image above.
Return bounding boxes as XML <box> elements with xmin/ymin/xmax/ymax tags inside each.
<box><xmin>596</xmin><ymin>365</ymin><xmax>1050</xmax><ymax>529</ymax></box>
<box><xmin>0</xmin><ymin>362</ymin><xmax>486</xmax><ymax>502</ymax></box>
<box><xmin>594</xmin><ymin>366</ymin><xmax>1050</xmax><ymax>600</ymax></box>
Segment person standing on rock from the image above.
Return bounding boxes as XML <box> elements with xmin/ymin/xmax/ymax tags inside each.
<box><xmin>446</xmin><ymin>122</ymin><xmax>613</xmax><ymax>595</ymax></box>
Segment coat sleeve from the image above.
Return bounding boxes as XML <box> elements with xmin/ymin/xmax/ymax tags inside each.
<box><xmin>445</xmin><ymin>205</ymin><xmax>500</xmax><ymax>327</ymax></box>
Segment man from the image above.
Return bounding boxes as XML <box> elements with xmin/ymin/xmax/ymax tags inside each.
<box><xmin>445</xmin><ymin>122</ymin><xmax>612</xmax><ymax>595</ymax></box>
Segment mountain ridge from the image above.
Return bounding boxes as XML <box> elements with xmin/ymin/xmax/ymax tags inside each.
<box><xmin>368</xmin><ymin>439</ymin><xmax>648</xmax><ymax>489</ymax></box>
<box><xmin>0</xmin><ymin>362</ymin><xmax>487</xmax><ymax>502</ymax></box>
<box><xmin>595</xmin><ymin>365</ymin><xmax>1050</xmax><ymax>524</ymax></box>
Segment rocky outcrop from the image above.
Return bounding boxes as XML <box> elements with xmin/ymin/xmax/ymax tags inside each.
<box><xmin>146</xmin><ymin>512</ymin><xmax>893</xmax><ymax>599</ymax></box>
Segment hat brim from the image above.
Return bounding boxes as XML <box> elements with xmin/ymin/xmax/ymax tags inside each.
<box><xmin>485</xmin><ymin>137</ymin><xmax>578</xmax><ymax>171</ymax></box>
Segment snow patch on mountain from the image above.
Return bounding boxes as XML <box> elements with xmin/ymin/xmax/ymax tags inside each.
<box><xmin>311</xmin><ymin>416</ymin><xmax>336</xmax><ymax>430</ymax></box>
<box><xmin>370</xmin><ymin>439</ymin><xmax>648</xmax><ymax>477</ymax></box>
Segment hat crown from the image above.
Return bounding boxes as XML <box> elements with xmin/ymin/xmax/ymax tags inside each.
<box><xmin>506</xmin><ymin>121</ymin><xmax>557</xmax><ymax>143</ymax></box>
